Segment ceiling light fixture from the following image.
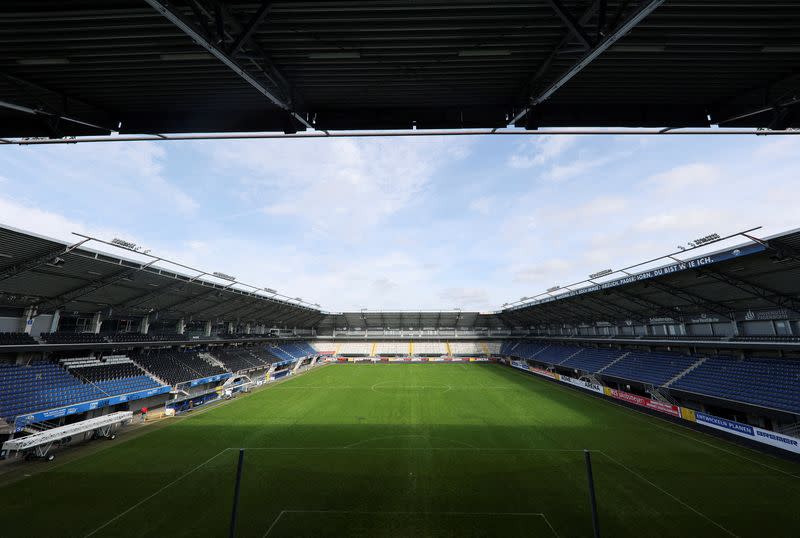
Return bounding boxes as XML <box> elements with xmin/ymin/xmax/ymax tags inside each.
<box><xmin>307</xmin><ymin>52</ymin><xmax>361</xmax><ymax>59</ymax></box>
<box><xmin>159</xmin><ymin>53</ymin><xmax>214</xmax><ymax>61</ymax></box>
<box><xmin>612</xmin><ymin>45</ymin><xmax>665</xmax><ymax>52</ymax></box>
<box><xmin>16</xmin><ymin>58</ymin><xmax>70</xmax><ymax>65</ymax></box>
<box><xmin>458</xmin><ymin>49</ymin><xmax>512</xmax><ymax>57</ymax></box>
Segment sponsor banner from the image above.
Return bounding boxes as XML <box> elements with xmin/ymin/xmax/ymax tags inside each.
<box><xmin>559</xmin><ymin>374</ymin><xmax>604</xmax><ymax>394</ymax></box>
<box><xmin>680</xmin><ymin>407</ymin><xmax>697</xmax><ymax>422</ymax></box>
<box><xmin>509</xmin><ymin>357</ymin><xmax>800</xmax><ymax>454</ymax></box>
<box><xmin>530</xmin><ymin>367</ymin><xmax>559</xmax><ymax>380</ymax></box>
<box><xmin>189</xmin><ymin>373</ymin><xmax>232</xmax><ymax>387</ymax></box>
<box><xmin>693</xmin><ymin>412</ymin><xmax>800</xmax><ymax>453</ymax></box>
<box><xmin>608</xmin><ymin>389</ymin><xmax>681</xmax><ymax>417</ymax></box>
<box><xmin>14</xmin><ymin>385</ymin><xmax>171</xmax><ymax>431</ymax></box>
<box><xmin>736</xmin><ymin>308</ymin><xmax>792</xmax><ymax>322</ymax></box>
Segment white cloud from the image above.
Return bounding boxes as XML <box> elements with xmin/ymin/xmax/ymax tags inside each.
<box><xmin>2</xmin><ymin>135</ymin><xmax>800</xmax><ymax>312</ymax></box>
<box><xmin>438</xmin><ymin>287</ymin><xmax>491</xmax><ymax>308</ymax></box>
<box><xmin>469</xmin><ymin>195</ymin><xmax>494</xmax><ymax>215</ymax></box>
<box><xmin>508</xmin><ymin>135</ymin><xmax>577</xmax><ymax>168</ymax></box>
<box><xmin>543</xmin><ymin>153</ymin><xmax>620</xmax><ymax>182</ymax></box>
<box><xmin>3</xmin><ymin>143</ymin><xmax>198</xmax><ymax>215</ymax></box>
<box><xmin>213</xmin><ymin>137</ymin><xmax>470</xmax><ymax>239</ymax></box>
<box><xmin>643</xmin><ymin>163</ymin><xmax>721</xmax><ymax>194</ymax></box>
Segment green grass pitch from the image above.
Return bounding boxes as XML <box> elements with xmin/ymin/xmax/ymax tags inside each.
<box><xmin>1</xmin><ymin>363</ymin><xmax>799</xmax><ymax>537</ymax></box>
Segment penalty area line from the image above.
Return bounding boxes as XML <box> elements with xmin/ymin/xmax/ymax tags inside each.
<box><xmin>597</xmin><ymin>450</ymin><xmax>738</xmax><ymax>537</ymax></box>
<box><xmin>262</xmin><ymin>509</ymin><xmax>558</xmax><ymax>538</ymax></box>
<box><xmin>83</xmin><ymin>448</ymin><xmax>232</xmax><ymax>537</ymax></box>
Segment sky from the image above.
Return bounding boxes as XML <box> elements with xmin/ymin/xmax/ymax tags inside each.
<box><xmin>0</xmin><ymin>133</ymin><xmax>798</xmax><ymax>312</ymax></box>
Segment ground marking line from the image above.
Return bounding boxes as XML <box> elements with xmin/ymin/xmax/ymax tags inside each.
<box><xmin>83</xmin><ymin>448</ymin><xmax>232</xmax><ymax>537</ymax></box>
<box><xmin>597</xmin><ymin>450</ymin><xmax>738</xmax><ymax>537</ymax></box>
<box><xmin>508</xmin><ymin>367</ymin><xmax>800</xmax><ymax>479</ymax></box>
<box><xmin>262</xmin><ymin>511</ymin><xmax>287</xmax><ymax>537</ymax></box>
<box><xmin>262</xmin><ymin>509</ymin><xmax>555</xmax><ymax>538</ymax></box>
<box><xmin>229</xmin><ymin>446</ymin><xmax>589</xmax><ymax>452</ymax></box>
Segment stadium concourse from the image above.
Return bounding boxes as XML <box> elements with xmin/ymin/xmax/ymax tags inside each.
<box><xmin>1</xmin><ymin>221</ymin><xmax>800</xmax><ymax>536</ymax></box>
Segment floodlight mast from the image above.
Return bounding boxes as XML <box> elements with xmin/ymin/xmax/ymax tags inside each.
<box><xmin>501</xmin><ymin>226</ymin><xmax>763</xmax><ymax>311</ymax></box>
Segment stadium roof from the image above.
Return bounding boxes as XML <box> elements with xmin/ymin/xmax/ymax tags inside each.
<box><xmin>1</xmin><ymin>224</ymin><xmax>799</xmax><ymax>331</ymax></box>
<box><xmin>0</xmin><ymin>225</ymin><xmax>325</xmax><ymax>328</ymax></box>
<box><xmin>2</xmin><ymin>1</ymin><xmax>800</xmax><ymax>138</ymax></box>
<box><xmin>496</xmin><ymin>228</ymin><xmax>800</xmax><ymax>327</ymax></box>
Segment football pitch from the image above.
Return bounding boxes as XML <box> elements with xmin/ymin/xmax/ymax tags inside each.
<box><xmin>1</xmin><ymin>363</ymin><xmax>799</xmax><ymax>537</ymax></box>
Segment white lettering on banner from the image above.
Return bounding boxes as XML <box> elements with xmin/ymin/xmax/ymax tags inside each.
<box><xmin>695</xmin><ymin>412</ymin><xmax>800</xmax><ymax>455</ymax></box>
<box><xmin>559</xmin><ymin>374</ymin><xmax>604</xmax><ymax>394</ymax></box>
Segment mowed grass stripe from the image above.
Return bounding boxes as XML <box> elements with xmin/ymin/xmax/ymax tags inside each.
<box><xmin>0</xmin><ymin>364</ymin><xmax>797</xmax><ymax>538</ymax></box>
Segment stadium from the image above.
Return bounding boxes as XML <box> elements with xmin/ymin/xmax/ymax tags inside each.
<box><xmin>2</xmin><ymin>1</ymin><xmax>800</xmax><ymax>537</ymax></box>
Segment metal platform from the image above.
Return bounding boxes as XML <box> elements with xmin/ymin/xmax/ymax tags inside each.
<box><xmin>1</xmin><ymin>411</ymin><xmax>133</xmax><ymax>460</ymax></box>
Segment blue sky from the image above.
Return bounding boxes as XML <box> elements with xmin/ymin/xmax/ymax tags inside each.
<box><xmin>0</xmin><ymin>134</ymin><xmax>798</xmax><ymax>311</ymax></box>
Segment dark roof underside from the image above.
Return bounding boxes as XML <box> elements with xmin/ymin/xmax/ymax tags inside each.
<box><xmin>1</xmin><ymin>1</ymin><xmax>799</xmax><ymax>136</ymax></box>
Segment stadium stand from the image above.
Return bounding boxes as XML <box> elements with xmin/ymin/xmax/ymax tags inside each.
<box><xmin>601</xmin><ymin>351</ymin><xmax>698</xmax><ymax>386</ymax></box>
<box><xmin>535</xmin><ymin>344</ymin><xmax>584</xmax><ymax>364</ymax></box>
<box><xmin>448</xmin><ymin>342</ymin><xmax>481</xmax><ymax>356</ymax></box>
<box><xmin>486</xmin><ymin>342</ymin><xmax>502</xmax><ymax>354</ymax></box>
<box><xmin>559</xmin><ymin>348</ymin><xmax>625</xmax><ymax>373</ymax></box>
<box><xmin>266</xmin><ymin>342</ymin><xmax>314</xmax><ymax>362</ymax></box>
<box><xmin>132</xmin><ymin>350</ymin><xmax>227</xmax><ymax>385</ymax></box>
<box><xmin>108</xmin><ymin>333</ymin><xmax>183</xmax><ymax>343</ymax></box>
<box><xmin>672</xmin><ymin>356</ymin><xmax>800</xmax><ymax>414</ymax></box>
<box><xmin>0</xmin><ymin>358</ymin><xmax>162</xmax><ymax>421</ymax></box>
<box><xmin>415</xmin><ymin>341</ymin><xmax>447</xmax><ymax>355</ymax></box>
<box><xmin>0</xmin><ymin>332</ymin><xmax>37</xmax><ymax>346</ymax></box>
<box><xmin>40</xmin><ymin>332</ymin><xmax>106</xmax><ymax>344</ymax></box>
<box><xmin>374</xmin><ymin>341</ymin><xmax>409</xmax><ymax>356</ymax></box>
<box><xmin>210</xmin><ymin>347</ymin><xmax>282</xmax><ymax>373</ymax></box>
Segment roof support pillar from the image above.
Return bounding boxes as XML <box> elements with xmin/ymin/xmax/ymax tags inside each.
<box><xmin>49</xmin><ymin>309</ymin><xmax>61</xmax><ymax>333</ymax></box>
<box><xmin>139</xmin><ymin>315</ymin><xmax>151</xmax><ymax>335</ymax></box>
<box><xmin>90</xmin><ymin>312</ymin><xmax>102</xmax><ymax>334</ymax></box>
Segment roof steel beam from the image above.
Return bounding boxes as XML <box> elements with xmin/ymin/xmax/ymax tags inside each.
<box><xmin>0</xmin><ymin>73</ymin><xmax>118</xmax><ymax>134</ymax></box>
<box><xmin>143</xmin><ymin>0</ymin><xmax>311</xmax><ymax>130</ymax></box>
<box><xmin>513</xmin><ymin>0</ymin><xmax>666</xmax><ymax>124</ymax></box>
<box><xmin>644</xmin><ymin>280</ymin><xmax>735</xmax><ymax>320</ymax></box>
<box><xmin>544</xmin><ymin>0</ymin><xmax>594</xmax><ymax>49</ymax></box>
<box><xmin>0</xmin><ymin>239</ymin><xmax>90</xmax><ymax>282</ymax></box>
<box><xmin>228</xmin><ymin>1</ymin><xmax>271</xmax><ymax>56</ymax></box>
<box><xmin>161</xmin><ymin>282</ymin><xmax>236</xmax><ymax>315</ymax></box>
<box><xmin>699</xmin><ymin>269</ymin><xmax>800</xmax><ymax>315</ymax></box>
<box><xmin>35</xmin><ymin>260</ymin><xmax>158</xmax><ymax>314</ymax></box>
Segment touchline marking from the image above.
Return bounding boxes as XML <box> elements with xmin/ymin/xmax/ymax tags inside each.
<box><xmin>262</xmin><ymin>510</ymin><xmax>557</xmax><ymax>538</ymax></box>
<box><xmin>83</xmin><ymin>448</ymin><xmax>231</xmax><ymax>537</ymax></box>
<box><xmin>598</xmin><ymin>450</ymin><xmax>738</xmax><ymax>537</ymax></box>
<box><xmin>509</xmin><ymin>367</ymin><xmax>800</xmax><ymax>480</ymax></box>
<box><xmin>230</xmin><ymin>446</ymin><xmax>588</xmax><ymax>452</ymax></box>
